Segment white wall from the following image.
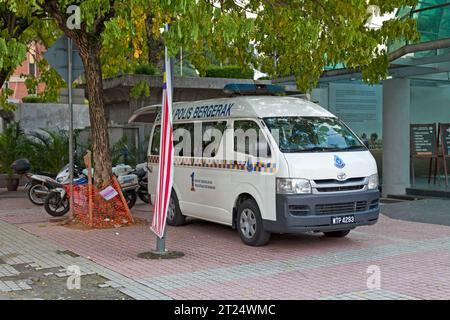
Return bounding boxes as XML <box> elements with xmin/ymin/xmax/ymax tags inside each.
<box><xmin>13</xmin><ymin>103</ymin><xmax>90</xmax><ymax>133</ymax></box>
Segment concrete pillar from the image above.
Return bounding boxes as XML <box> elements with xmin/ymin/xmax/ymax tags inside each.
<box><xmin>382</xmin><ymin>78</ymin><xmax>410</xmax><ymax>196</ymax></box>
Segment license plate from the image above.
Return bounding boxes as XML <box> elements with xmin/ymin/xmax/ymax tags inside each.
<box><xmin>331</xmin><ymin>215</ymin><xmax>355</xmax><ymax>225</ymax></box>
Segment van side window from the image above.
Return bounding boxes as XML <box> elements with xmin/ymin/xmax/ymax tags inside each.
<box><xmin>150</xmin><ymin>125</ymin><xmax>161</xmax><ymax>155</ymax></box>
<box><xmin>173</xmin><ymin>122</ymin><xmax>194</xmax><ymax>157</ymax></box>
<box><xmin>202</xmin><ymin>121</ymin><xmax>227</xmax><ymax>158</ymax></box>
<box><xmin>234</xmin><ymin>120</ymin><xmax>271</xmax><ymax>158</ymax></box>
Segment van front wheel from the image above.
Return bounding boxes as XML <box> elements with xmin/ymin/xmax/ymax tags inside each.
<box><xmin>166</xmin><ymin>192</ymin><xmax>186</xmax><ymax>226</ymax></box>
<box><xmin>237</xmin><ymin>199</ymin><xmax>270</xmax><ymax>246</ymax></box>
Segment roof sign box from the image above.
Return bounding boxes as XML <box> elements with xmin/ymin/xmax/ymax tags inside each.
<box><xmin>223</xmin><ymin>83</ymin><xmax>285</xmax><ymax>96</ymax></box>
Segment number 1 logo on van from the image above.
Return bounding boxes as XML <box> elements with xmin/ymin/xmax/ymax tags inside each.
<box><xmin>190</xmin><ymin>172</ymin><xmax>196</xmax><ymax>191</ymax></box>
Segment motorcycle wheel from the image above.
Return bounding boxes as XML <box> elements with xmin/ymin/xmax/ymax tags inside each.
<box><xmin>44</xmin><ymin>191</ymin><xmax>70</xmax><ymax>217</ymax></box>
<box><xmin>138</xmin><ymin>192</ymin><xmax>151</xmax><ymax>204</ymax></box>
<box><xmin>124</xmin><ymin>191</ymin><xmax>137</xmax><ymax>209</ymax></box>
<box><xmin>28</xmin><ymin>184</ymin><xmax>49</xmax><ymax>206</ymax></box>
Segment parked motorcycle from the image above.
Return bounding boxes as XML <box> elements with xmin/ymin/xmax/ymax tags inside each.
<box><xmin>133</xmin><ymin>163</ymin><xmax>151</xmax><ymax>204</ymax></box>
<box><xmin>44</xmin><ymin>175</ymin><xmax>88</xmax><ymax>217</ymax></box>
<box><xmin>90</xmin><ymin>164</ymin><xmax>140</xmax><ymax>208</ymax></box>
<box><xmin>25</xmin><ymin>164</ymin><xmax>84</xmax><ymax>205</ymax></box>
<box><xmin>44</xmin><ymin>165</ymin><xmax>139</xmax><ymax>217</ymax></box>
<box><xmin>25</xmin><ymin>173</ymin><xmax>56</xmax><ymax>205</ymax></box>
<box><xmin>11</xmin><ymin>159</ymin><xmax>79</xmax><ymax>206</ymax></box>
<box><xmin>116</xmin><ymin>173</ymin><xmax>139</xmax><ymax>208</ymax></box>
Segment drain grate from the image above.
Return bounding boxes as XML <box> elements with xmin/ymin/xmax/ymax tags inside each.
<box><xmin>55</xmin><ymin>250</ymin><xmax>80</xmax><ymax>258</ymax></box>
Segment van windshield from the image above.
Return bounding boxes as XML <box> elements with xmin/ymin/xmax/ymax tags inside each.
<box><xmin>263</xmin><ymin>117</ymin><xmax>366</xmax><ymax>153</ymax></box>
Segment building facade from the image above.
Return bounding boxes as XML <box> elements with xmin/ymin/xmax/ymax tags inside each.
<box><xmin>1</xmin><ymin>42</ymin><xmax>46</xmax><ymax>102</ymax></box>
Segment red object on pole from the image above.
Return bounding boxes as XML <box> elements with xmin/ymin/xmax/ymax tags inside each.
<box><xmin>150</xmin><ymin>40</ymin><xmax>174</xmax><ymax>239</ymax></box>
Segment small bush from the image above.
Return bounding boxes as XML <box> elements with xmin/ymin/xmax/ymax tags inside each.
<box><xmin>0</xmin><ymin>122</ymin><xmax>29</xmax><ymax>176</ymax></box>
<box><xmin>26</xmin><ymin>129</ymin><xmax>70</xmax><ymax>174</ymax></box>
<box><xmin>133</xmin><ymin>64</ymin><xmax>160</xmax><ymax>75</ymax></box>
<box><xmin>22</xmin><ymin>95</ymin><xmax>44</xmax><ymax>103</ymax></box>
<box><xmin>205</xmin><ymin>65</ymin><xmax>254</xmax><ymax>79</ymax></box>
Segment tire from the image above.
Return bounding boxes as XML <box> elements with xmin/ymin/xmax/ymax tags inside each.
<box><xmin>28</xmin><ymin>184</ymin><xmax>49</xmax><ymax>205</ymax></box>
<box><xmin>166</xmin><ymin>192</ymin><xmax>186</xmax><ymax>226</ymax></box>
<box><xmin>44</xmin><ymin>191</ymin><xmax>70</xmax><ymax>217</ymax></box>
<box><xmin>138</xmin><ymin>192</ymin><xmax>151</xmax><ymax>204</ymax></box>
<box><xmin>323</xmin><ymin>230</ymin><xmax>351</xmax><ymax>238</ymax></box>
<box><xmin>237</xmin><ymin>199</ymin><xmax>271</xmax><ymax>246</ymax></box>
<box><xmin>124</xmin><ymin>190</ymin><xmax>137</xmax><ymax>209</ymax></box>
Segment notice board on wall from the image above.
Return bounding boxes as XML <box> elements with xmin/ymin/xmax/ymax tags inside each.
<box><xmin>438</xmin><ymin>123</ymin><xmax>450</xmax><ymax>186</ymax></box>
<box><xmin>440</xmin><ymin>123</ymin><xmax>450</xmax><ymax>157</ymax></box>
<box><xmin>410</xmin><ymin>124</ymin><xmax>437</xmax><ymax>157</ymax></box>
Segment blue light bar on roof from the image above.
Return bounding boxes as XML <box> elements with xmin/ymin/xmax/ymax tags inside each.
<box><xmin>223</xmin><ymin>83</ymin><xmax>285</xmax><ymax>96</ymax></box>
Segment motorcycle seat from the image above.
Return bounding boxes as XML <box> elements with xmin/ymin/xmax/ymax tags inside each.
<box><xmin>35</xmin><ymin>171</ymin><xmax>57</xmax><ymax>178</ymax></box>
<box><xmin>134</xmin><ymin>169</ymin><xmax>146</xmax><ymax>179</ymax></box>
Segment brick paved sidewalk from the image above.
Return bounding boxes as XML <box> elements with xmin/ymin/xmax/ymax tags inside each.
<box><xmin>1</xmin><ymin>195</ymin><xmax>450</xmax><ymax>300</ymax></box>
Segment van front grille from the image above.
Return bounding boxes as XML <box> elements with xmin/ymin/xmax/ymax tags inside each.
<box><xmin>313</xmin><ymin>177</ymin><xmax>365</xmax><ymax>185</ymax></box>
<box><xmin>316</xmin><ymin>201</ymin><xmax>367</xmax><ymax>215</ymax></box>
<box><xmin>312</xmin><ymin>177</ymin><xmax>367</xmax><ymax>193</ymax></box>
<box><xmin>316</xmin><ymin>185</ymin><xmax>365</xmax><ymax>193</ymax></box>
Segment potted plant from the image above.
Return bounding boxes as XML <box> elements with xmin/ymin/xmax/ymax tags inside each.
<box><xmin>0</xmin><ymin>122</ymin><xmax>28</xmax><ymax>191</ymax></box>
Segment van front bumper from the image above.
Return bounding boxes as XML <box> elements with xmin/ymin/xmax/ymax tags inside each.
<box><xmin>263</xmin><ymin>190</ymin><xmax>380</xmax><ymax>234</ymax></box>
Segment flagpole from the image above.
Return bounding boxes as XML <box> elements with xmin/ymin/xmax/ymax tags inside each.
<box><xmin>155</xmin><ymin>228</ymin><xmax>166</xmax><ymax>254</ymax></box>
<box><xmin>138</xmin><ymin>24</ymin><xmax>183</xmax><ymax>260</ymax></box>
<box><xmin>154</xmin><ymin>24</ymin><xmax>171</xmax><ymax>254</ymax></box>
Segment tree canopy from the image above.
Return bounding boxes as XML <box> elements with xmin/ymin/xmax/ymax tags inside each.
<box><xmin>0</xmin><ymin>0</ymin><xmax>36</xmax><ymax>114</ymax></box>
<box><xmin>154</xmin><ymin>0</ymin><xmax>419</xmax><ymax>92</ymax></box>
<box><xmin>1</xmin><ymin>0</ymin><xmax>419</xmax><ymax>184</ymax></box>
<box><xmin>2</xmin><ymin>0</ymin><xmax>421</xmax><ymax>96</ymax></box>
<box><xmin>0</xmin><ymin>0</ymin><xmax>61</xmax><ymax>115</ymax></box>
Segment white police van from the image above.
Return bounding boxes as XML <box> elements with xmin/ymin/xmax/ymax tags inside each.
<box><xmin>130</xmin><ymin>84</ymin><xmax>380</xmax><ymax>246</ymax></box>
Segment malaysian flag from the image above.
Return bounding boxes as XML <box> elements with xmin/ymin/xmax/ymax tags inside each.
<box><xmin>150</xmin><ymin>42</ymin><xmax>174</xmax><ymax>238</ymax></box>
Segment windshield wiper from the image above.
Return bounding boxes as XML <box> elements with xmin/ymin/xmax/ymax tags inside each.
<box><xmin>340</xmin><ymin>145</ymin><xmax>367</xmax><ymax>151</ymax></box>
<box><xmin>296</xmin><ymin>146</ymin><xmax>341</xmax><ymax>152</ymax></box>
<box><xmin>282</xmin><ymin>145</ymin><xmax>366</xmax><ymax>153</ymax></box>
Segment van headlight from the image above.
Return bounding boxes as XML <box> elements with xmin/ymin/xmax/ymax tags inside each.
<box><xmin>368</xmin><ymin>174</ymin><xmax>379</xmax><ymax>190</ymax></box>
<box><xmin>277</xmin><ymin>178</ymin><xmax>311</xmax><ymax>194</ymax></box>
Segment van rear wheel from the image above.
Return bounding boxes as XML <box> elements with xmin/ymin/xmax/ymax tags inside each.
<box><xmin>166</xmin><ymin>192</ymin><xmax>186</xmax><ymax>226</ymax></box>
<box><xmin>237</xmin><ymin>199</ymin><xmax>270</xmax><ymax>246</ymax></box>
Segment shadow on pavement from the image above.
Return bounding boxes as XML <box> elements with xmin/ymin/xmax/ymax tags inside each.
<box><xmin>381</xmin><ymin>198</ymin><xmax>450</xmax><ymax>226</ymax></box>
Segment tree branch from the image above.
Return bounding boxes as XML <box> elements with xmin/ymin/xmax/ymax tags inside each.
<box><xmin>36</xmin><ymin>0</ymin><xmax>81</xmax><ymax>41</ymax></box>
<box><xmin>92</xmin><ymin>0</ymin><xmax>116</xmax><ymax>35</ymax></box>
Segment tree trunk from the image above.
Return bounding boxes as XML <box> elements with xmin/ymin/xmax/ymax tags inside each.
<box><xmin>78</xmin><ymin>42</ymin><xmax>112</xmax><ymax>187</ymax></box>
<box><xmin>0</xmin><ymin>67</ymin><xmax>15</xmax><ymax>123</ymax></box>
<box><xmin>38</xmin><ymin>0</ymin><xmax>114</xmax><ymax>187</ymax></box>
<box><xmin>145</xmin><ymin>15</ymin><xmax>163</xmax><ymax>70</ymax></box>
<box><xmin>0</xmin><ymin>68</ymin><xmax>10</xmax><ymax>88</ymax></box>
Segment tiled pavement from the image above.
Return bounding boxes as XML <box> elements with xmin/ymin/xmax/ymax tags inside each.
<box><xmin>1</xmin><ymin>193</ymin><xmax>450</xmax><ymax>300</ymax></box>
<box><xmin>0</xmin><ymin>219</ymin><xmax>169</xmax><ymax>299</ymax></box>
